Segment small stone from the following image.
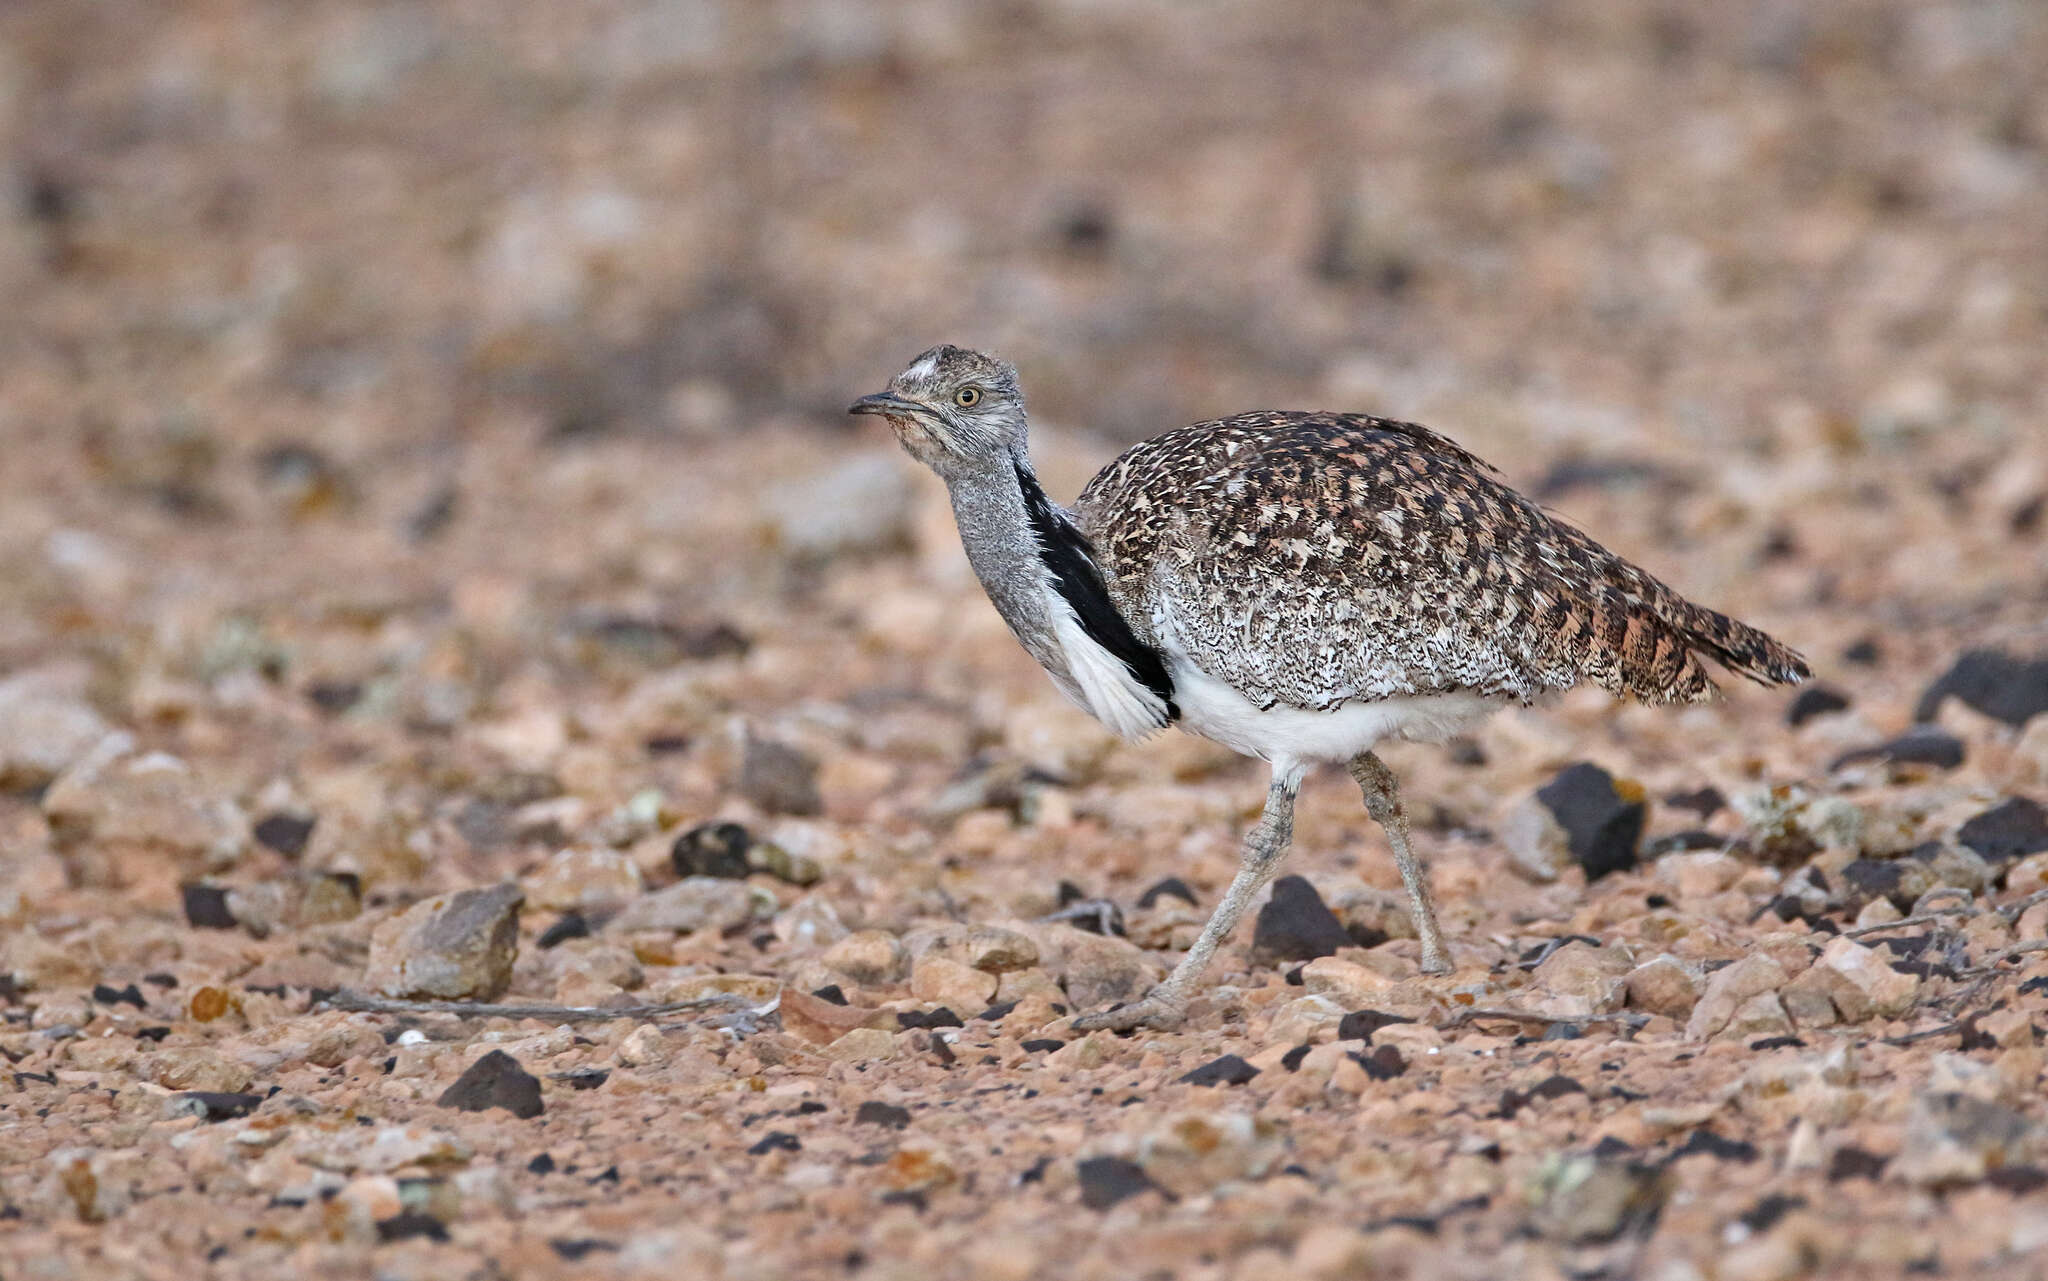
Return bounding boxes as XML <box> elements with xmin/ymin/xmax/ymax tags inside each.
<box><xmin>1137</xmin><ymin>1111</ymin><xmax>1283</xmax><ymax>1196</ymax></box>
<box><xmin>252</xmin><ymin>812</ymin><xmax>317</xmax><ymax>858</ymax></box>
<box><xmin>1502</xmin><ymin>796</ymin><xmax>1571</xmax><ymax>883</ymax></box>
<box><xmin>1300</xmin><ymin>956</ymin><xmax>1395</xmax><ymax>1003</ymax></box>
<box><xmin>153</xmin><ymin>1047</ymin><xmax>254</xmax><ymax>1094</ymax></box>
<box><xmin>1137</xmin><ymin>877</ymin><xmax>1199</xmax><ymax>908</ymax></box>
<box><xmin>1531</xmin><ymin>941</ymin><xmax>1633</xmax><ymax>1016</ymax></box>
<box><xmin>525</xmin><ymin>847</ymin><xmax>644</xmax><ymax>912</ymax></box>
<box><xmin>911</xmin><ymin>956</ymin><xmax>997</xmax><ymax>1010</ymax></box>
<box><xmin>181</xmin><ymin>884</ymin><xmax>237</xmax><ymax>930</ymax></box>
<box><xmin>437</xmin><ymin>1050</ymin><xmax>543</xmax><ymax>1119</ymax></box>
<box><xmin>1527</xmin><ymin>1152</ymin><xmax>1671</xmax><ymax>1244</ymax></box>
<box><xmin>1179</xmin><ymin>1054</ymin><xmax>1259</xmax><ymax>1087</ymax></box>
<box><xmin>365</xmin><ymin>883</ymin><xmax>523</xmax><ymax>1001</ymax></box>
<box><xmin>1810</xmin><ymin>936</ymin><xmax>1919</xmax><ymax>1021</ymax></box>
<box><xmin>737</xmin><ymin>736</ymin><xmax>821</xmax><ymax>816</ymax></box>
<box><xmin>42</xmin><ymin>745</ymin><xmax>250</xmax><ymax>871</ymax></box>
<box><xmin>1839</xmin><ymin>858</ymin><xmax>1934</xmax><ymax>913</ymax></box>
<box><xmin>1894</xmin><ymin>1091</ymin><xmax>2044</xmax><ymax>1186</ymax></box>
<box><xmin>821</xmin><ymin>1026</ymin><xmax>897</xmax><ymax>1062</ymax></box>
<box><xmin>1624</xmin><ymin>956</ymin><xmax>1701</xmax><ymax>1019</ymax></box>
<box><xmin>167</xmin><ymin>1091</ymin><xmax>265</xmax><ymax>1122</ymax></box>
<box><xmin>1832</xmin><ymin>727</ymin><xmax>1965</xmax><ymax>772</ymax></box>
<box><xmin>961</xmin><ymin>925</ymin><xmax>1039</xmax><ymax>973</ymax></box>
<box><xmin>607</xmin><ymin>877</ymin><xmax>760</xmax><ymax>935</ymax></box>
<box><xmin>1335</xmin><ymin>1009</ymin><xmax>1414</xmax><ymax>1042</ymax></box>
<box><xmin>1251</xmin><ymin>876</ymin><xmax>1352</xmax><ymax>963</ymax></box>
<box><xmin>1786</xmin><ymin>686</ymin><xmax>1852</xmax><ymax>726</ymax></box>
<box><xmin>1957</xmin><ymin>798</ymin><xmax>2048</xmax><ymax>864</ymax></box>
<box><xmin>746</xmin><ymin>840</ymin><xmax>822</xmax><ymax>885</ymax></box>
<box><xmin>1535</xmin><ymin>762</ymin><xmax>1646</xmax><ymax>880</ymax></box>
<box><xmin>855</xmin><ymin>1101</ymin><xmax>911</xmax><ymax>1129</ymax></box>
<box><xmin>1076</xmin><ymin>1156</ymin><xmax>1158</xmax><ymax>1210</ymax></box>
<box><xmin>670</xmin><ymin>822</ymin><xmax>751</xmax><ymax>879</ymax></box>
<box><xmin>615</xmin><ymin>1024</ymin><xmax>665</xmax><ymax>1067</ymax></box>
<box><xmin>0</xmin><ymin>669</ymin><xmax>110</xmax><ymax>788</ymax></box>
<box><xmin>1723</xmin><ymin>991</ymin><xmax>1795</xmax><ymax>1040</ymax></box>
<box><xmin>1055</xmin><ymin>931</ymin><xmax>1157</xmax><ymax>1010</ymax></box>
<box><xmin>822</xmin><ymin>930</ymin><xmax>910</xmax><ymax>986</ymax></box>
<box><xmin>1914</xmin><ymin>649</ymin><xmax>2048</xmax><ymax>727</ymax></box>
<box><xmin>1685</xmin><ymin>954</ymin><xmax>1789</xmax><ymax>1040</ymax></box>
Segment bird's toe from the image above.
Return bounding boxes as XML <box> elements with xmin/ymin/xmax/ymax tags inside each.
<box><xmin>1071</xmin><ymin>992</ymin><xmax>1186</xmax><ymax>1033</ymax></box>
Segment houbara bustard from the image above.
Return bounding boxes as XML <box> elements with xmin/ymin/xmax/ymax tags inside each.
<box><xmin>852</xmin><ymin>346</ymin><xmax>1808</xmax><ymax>1032</ymax></box>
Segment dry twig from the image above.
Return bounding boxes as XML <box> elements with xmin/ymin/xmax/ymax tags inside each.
<box><xmin>321</xmin><ymin>989</ymin><xmax>759</xmax><ymax>1022</ymax></box>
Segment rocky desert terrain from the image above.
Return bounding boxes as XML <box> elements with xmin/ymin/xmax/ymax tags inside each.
<box><xmin>3</xmin><ymin>1</ymin><xmax>2048</xmax><ymax>1278</ymax></box>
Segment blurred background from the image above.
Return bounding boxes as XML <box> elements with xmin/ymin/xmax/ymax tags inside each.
<box><xmin>0</xmin><ymin>0</ymin><xmax>2044</xmax><ymax>888</ymax></box>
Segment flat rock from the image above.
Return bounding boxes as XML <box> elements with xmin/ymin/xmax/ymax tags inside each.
<box><xmin>525</xmin><ymin>846</ymin><xmax>644</xmax><ymax>911</ymax></box>
<box><xmin>365</xmin><ymin>883</ymin><xmax>523</xmax><ymax>1000</ymax></box>
<box><xmin>1251</xmin><ymin>876</ymin><xmax>1352</xmax><ymax>963</ymax></box>
<box><xmin>438</xmin><ymin>1049</ymin><xmax>543</xmax><ymax>1118</ymax></box>
<box><xmin>607</xmin><ymin>877</ymin><xmax>760</xmax><ymax>935</ymax></box>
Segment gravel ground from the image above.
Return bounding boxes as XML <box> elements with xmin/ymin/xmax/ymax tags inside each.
<box><xmin>4</xmin><ymin>2</ymin><xmax>2048</xmax><ymax>1278</ymax></box>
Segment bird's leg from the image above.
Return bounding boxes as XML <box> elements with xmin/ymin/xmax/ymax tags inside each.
<box><xmin>1072</xmin><ymin>767</ymin><xmax>1300</xmax><ymax>1032</ymax></box>
<box><xmin>1348</xmin><ymin>751</ymin><xmax>1451</xmax><ymax>975</ymax></box>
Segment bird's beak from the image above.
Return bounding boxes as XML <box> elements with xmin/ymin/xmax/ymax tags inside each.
<box><xmin>848</xmin><ymin>391</ymin><xmax>927</xmax><ymax>420</ymax></box>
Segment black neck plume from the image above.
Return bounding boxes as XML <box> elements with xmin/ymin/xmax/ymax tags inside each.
<box><xmin>1012</xmin><ymin>460</ymin><xmax>1178</xmax><ymax>721</ymax></box>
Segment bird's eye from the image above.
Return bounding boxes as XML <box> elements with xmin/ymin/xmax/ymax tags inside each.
<box><xmin>954</xmin><ymin>386</ymin><xmax>982</xmax><ymax>408</ymax></box>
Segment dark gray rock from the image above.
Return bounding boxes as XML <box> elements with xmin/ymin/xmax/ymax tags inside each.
<box><xmin>1957</xmin><ymin>797</ymin><xmax>2048</xmax><ymax>864</ymax></box>
<box><xmin>1250</xmin><ymin>876</ymin><xmax>1351</xmax><ymax>963</ymax></box>
<box><xmin>1536</xmin><ymin>763</ymin><xmax>1645</xmax><ymax>880</ymax></box>
<box><xmin>1914</xmin><ymin>649</ymin><xmax>2048</xmax><ymax>727</ymax></box>
<box><xmin>1786</xmin><ymin>685</ymin><xmax>1851</xmax><ymax>726</ymax></box>
<box><xmin>1077</xmin><ymin>1156</ymin><xmax>1159</xmax><ymax>1210</ymax></box>
<box><xmin>737</xmin><ymin>737</ymin><xmax>821</xmax><ymax>816</ymax></box>
<box><xmin>437</xmin><ymin>1049</ymin><xmax>543</xmax><ymax>1119</ymax></box>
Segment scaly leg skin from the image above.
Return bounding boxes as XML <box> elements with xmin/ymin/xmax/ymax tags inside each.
<box><xmin>1072</xmin><ymin>765</ymin><xmax>1302</xmax><ymax>1032</ymax></box>
<box><xmin>1349</xmin><ymin>751</ymin><xmax>1452</xmax><ymax>975</ymax></box>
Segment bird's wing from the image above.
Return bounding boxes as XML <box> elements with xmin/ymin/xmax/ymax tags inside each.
<box><xmin>1075</xmin><ymin>412</ymin><xmax>1806</xmax><ymax>712</ymax></box>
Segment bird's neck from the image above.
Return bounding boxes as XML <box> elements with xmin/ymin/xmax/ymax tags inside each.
<box><xmin>943</xmin><ymin>447</ymin><xmax>1064</xmax><ymax>649</ymax></box>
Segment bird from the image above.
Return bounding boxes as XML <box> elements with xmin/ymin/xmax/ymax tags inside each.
<box><xmin>850</xmin><ymin>345</ymin><xmax>1809</xmax><ymax>1031</ymax></box>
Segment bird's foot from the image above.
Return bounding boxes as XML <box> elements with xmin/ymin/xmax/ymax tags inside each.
<box><xmin>1419</xmin><ymin>947</ymin><xmax>1453</xmax><ymax>977</ymax></box>
<box><xmin>1071</xmin><ymin>989</ymin><xmax>1187</xmax><ymax>1033</ymax></box>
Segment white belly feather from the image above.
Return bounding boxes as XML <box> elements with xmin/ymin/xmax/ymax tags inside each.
<box><xmin>1044</xmin><ymin>597</ymin><xmax>1503</xmax><ymax>763</ymax></box>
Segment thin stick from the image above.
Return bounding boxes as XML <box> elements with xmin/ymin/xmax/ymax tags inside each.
<box><xmin>1441</xmin><ymin>1007</ymin><xmax>1647</xmax><ymax>1031</ymax></box>
<box><xmin>1839</xmin><ymin>908</ymin><xmax>1969</xmax><ymax>939</ymax></box>
<box><xmin>2000</xmin><ymin>889</ymin><xmax>2048</xmax><ymax>923</ymax></box>
<box><xmin>321</xmin><ymin>989</ymin><xmax>759</xmax><ymax>1022</ymax></box>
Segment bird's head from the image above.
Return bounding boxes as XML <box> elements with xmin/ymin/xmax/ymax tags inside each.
<box><xmin>849</xmin><ymin>345</ymin><xmax>1026</xmax><ymax>477</ymax></box>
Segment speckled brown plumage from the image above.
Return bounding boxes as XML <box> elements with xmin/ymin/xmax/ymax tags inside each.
<box><xmin>1073</xmin><ymin>411</ymin><xmax>1809</xmax><ymax>711</ymax></box>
